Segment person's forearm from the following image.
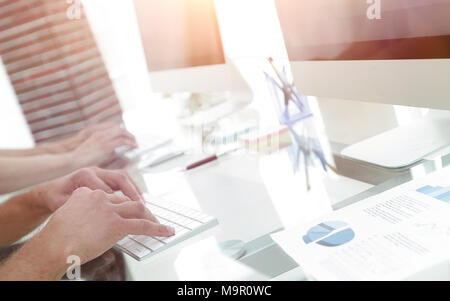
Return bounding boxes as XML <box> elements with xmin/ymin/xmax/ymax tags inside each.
<box><xmin>0</xmin><ymin>190</ymin><xmax>51</xmax><ymax>247</ymax></box>
<box><xmin>0</xmin><ymin>152</ymin><xmax>81</xmax><ymax>194</ymax></box>
<box><xmin>0</xmin><ymin>148</ymin><xmax>45</xmax><ymax>157</ymax></box>
<box><xmin>0</xmin><ymin>229</ymin><xmax>70</xmax><ymax>281</ymax></box>
<box><xmin>0</xmin><ymin>142</ymin><xmax>68</xmax><ymax>157</ymax></box>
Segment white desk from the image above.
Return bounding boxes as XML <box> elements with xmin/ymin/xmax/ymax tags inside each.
<box><xmin>1</xmin><ymin>134</ymin><xmax>448</xmax><ymax>280</ymax></box>
<box><xmin>116</xmin><ymin>146</ymin><xmax>374</xmax><ymax>281</ymax></box>
<box><xmin>115</xmin><ymin>130</ymin><xmax>450</xmax><ymax>281</ymax></box>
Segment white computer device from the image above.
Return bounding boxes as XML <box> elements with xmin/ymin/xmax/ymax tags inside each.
<box><xmin>116</xmin><ymin>194</ymin><xmax>218</xmax><ymax>261</ymax></box>
<box><xmin>274</xmin><ymin>0</ymin><xmax>450</xmax><ymax>169</ymax></box>
<box><xmin>132</xmin><ymin>0</ymin><xmax>252</xmax><ymax>126</ymax></box>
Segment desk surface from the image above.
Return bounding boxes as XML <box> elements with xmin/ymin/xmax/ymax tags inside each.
<box><xmin>123</xmin><ymin>150</ymin><xmax>373</xmax><ymax>281</ymax></box>
<box><xmin>3</xmin><ymin>103</ymin><xmax>450</xmax><ymax>280</ymax></box>
<box><xmin>71</xmin><ymin>144</ymin><xmax>450</xmax><ymax>281</ymax></box>
<box><xmin>1</xmin><ymin>138</ymin><xmax>448</xmax><ymax>280</ymax></box>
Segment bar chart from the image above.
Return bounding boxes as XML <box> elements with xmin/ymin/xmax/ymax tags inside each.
<box><xmin>417</xmin><ymin>185</ymin><xmax>450</xmax><ymax>203</ymax></box>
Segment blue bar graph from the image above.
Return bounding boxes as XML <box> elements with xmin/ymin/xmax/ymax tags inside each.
<box><xmin>417</xmin><ymin>185</ymin><xmax>450</xmax><ymax>203</ymax></box>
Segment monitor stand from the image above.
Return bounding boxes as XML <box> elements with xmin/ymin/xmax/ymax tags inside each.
<box><xmin>180</xmin><ymin>91</ymin><xmax>253</xmax><ymax>127</ymax></box>
<box><xmin>341</xmin><ymin>112</ymin><xmax>450</xmax><ymax>169</ymax></box>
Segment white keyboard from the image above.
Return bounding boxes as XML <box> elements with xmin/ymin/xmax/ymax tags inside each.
<box><xmin>115</xmin><ymin>196</ymin><xmax>218</xmax><ymax>261</ymax></box>
<box><xmin>116</xmin><ymin>137</ymin><xmax>172</xmax><ymax>161</ymax></box>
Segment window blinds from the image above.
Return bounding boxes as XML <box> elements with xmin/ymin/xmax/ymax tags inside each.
<box><xmin>0</xmin><ymin>0</ymin><xmax>123</xmax><ymax>143</ymax></box>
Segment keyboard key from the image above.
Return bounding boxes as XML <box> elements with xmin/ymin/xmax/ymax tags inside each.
<box><xmin>185</xmin><ymin>211</ymin><xmax>203</xmax><ymax>220</ymax></box>
<box><xmin>197</xmin><ymin>214</ymin><xmax>215</xmax><ymax>223</ymax></box>
<box><xmin>117</xmin><ymin>236</ymin><xmax>133</xmax><ymax>247</ymax></box>
<box><xmin>132</xmin><ymin>235</ymin><xmax>165</xmax><ymax>250</ymax></box>
<box><xmin>172</xmin><ymin>224</ymin><xmax>187</xmax><ymax>232</ymax></box>
<box><xmin>177</xmin><ymin>217</ymin><xmax>197</xmax><ymax>228</ymax></box>
<box><xmin>174</xmin><ymin>227</ymin><xmax>189</xmax><ymax>236</ymax></box>
<box><xmin>118</xmin><ymin>237</ymin><xmax>152</xmax><ymax>258</ymax></box>
<box><xmin>185</xmin><ymin>220</ymin><xmax>203</xmax><ymax>229</ymax></box>
<box><xmin>159</xmin><ymin>235</ymin><xmax>178</xmax><ymax>244</ymax></box>
<box><xmin>156</xmin><ymin>217</ymin><xmax>169</xmax><ymax>224</ymax></box>
<box><xmin>167</xmin><ymin>215</ymin><xmax>186</xmax><ymax>224</ymax></box>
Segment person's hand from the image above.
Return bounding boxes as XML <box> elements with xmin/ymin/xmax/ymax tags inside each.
<box><xmin>71</xmin><ymin>124</ymin><xmax>138</xmax><ymax>168</ymax></box>
<box><xmin>36</xmin><ymin>122</ymin><xmax>118</xmax><ymax>154</ymax></box>
<box><xmin>30</xmin><ymin>188</ymin><xmax>175</xmax><ymax>279</ymax></box>
<box><xmin>31</xmin><ymin>167</ymin><xmax>148</xmax><ymax>214</ymax></box>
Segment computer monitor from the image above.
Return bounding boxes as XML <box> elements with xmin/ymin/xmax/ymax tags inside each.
<box><xmin>274</xmin><ymin>0</ymin><xmax>450</xmax><ymax>109</ymax></box>
<box><xmin>133</xmin><ymin>0</ymin><xmax>233</xmax><ymax>93</ymax></box>
<box><xmin>274</xmin><ymin>0</ymin><xmax>450</xmax><ymax>169</ymax></box>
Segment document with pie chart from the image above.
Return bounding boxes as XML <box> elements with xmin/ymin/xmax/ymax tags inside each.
<box><xmin>302</xmin><ymin>221</ymin><xmax>355</xmax><ymax>247</ymax></box>
<box><xmin>272</xmin><ymin>167</ymin><xmax>450</xmax><ymax>280</ymax></box>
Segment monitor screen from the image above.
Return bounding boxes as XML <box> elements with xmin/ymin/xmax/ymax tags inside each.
<box><xmin>134</xmin><ymin>0</ymin><xmax>225</xmax><ymax>72</ymax></box>
<box><xmin>274</xmin><ymin>0</ymin><xmax>450</xmax><ymax>60</ymax></box>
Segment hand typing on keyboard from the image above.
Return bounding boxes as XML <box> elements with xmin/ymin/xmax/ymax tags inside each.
<box><xmin>116</xmin><ymin>195</ymin><xmax>218</xmax><ymax>261</ymax></box>
<box><xmin>33</xmin><ymin>167</ymin><xmax>146</xmax><ymax>213</ymax></box>
<box><xmin>3</xmin><ymin>188</ymin><xmax>175</xmax><ymax>280</ymax></box>
<box><xmin>0</xmin><ymin>168</ymin><xmax>174</xmax><ymax>281</ymax></box>
<box><xmin>56</xmin><ymin>188</ymin><xmax>176</xmax><ymax>260</ymax></box>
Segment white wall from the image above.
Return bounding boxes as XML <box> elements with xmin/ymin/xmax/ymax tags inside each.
<box><xmin>215</xmin><ymin>0</ymin><xmax>289</xmax><ymax>126</ymax></box>
<box><xmin>0</xmin><ymin>58</ymin><xmax>34</xmax><ymax>149</ymax></box>
<box><xmin>82</xmin><ymin>0</ymin><xmax>153</xmax><ymax>111</ymax></box>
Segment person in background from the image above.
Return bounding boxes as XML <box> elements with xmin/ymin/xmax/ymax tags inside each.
<box><xmin>0</xmin><ymin>122</ymin><xmax>138</xmax><ymax>194</ymax></box>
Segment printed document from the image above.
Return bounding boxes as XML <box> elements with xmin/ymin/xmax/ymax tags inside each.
<box><xmin>272</xmin><ymin>168</ymin><xmax>450</xmax><ymax>280</ymax></box>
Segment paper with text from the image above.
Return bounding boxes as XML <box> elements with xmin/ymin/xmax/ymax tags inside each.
<box><xmin>273</xmin><ymin>167</ymin><xmax>450</xmax><ymax>280</ymax></box>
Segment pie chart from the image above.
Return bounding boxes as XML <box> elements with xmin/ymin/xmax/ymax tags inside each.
<box><xmin>302</xmin><ymin>221</ymin><xmax>355</xmax><ymax>247</ymax></box>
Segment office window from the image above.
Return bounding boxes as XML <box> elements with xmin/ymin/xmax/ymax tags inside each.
<box><xmin>82</xmin><ymin>0</ymin><xmax>152</xmax><ymax>111</ymax></box>
<box><xmin>0</xmin><ymin>0</ymin><xmax>123</xmax><ymax>144</ymax></box>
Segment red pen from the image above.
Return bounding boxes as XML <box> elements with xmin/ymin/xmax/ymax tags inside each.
<box><xmin>185</xmin><ymin>148</ymin><xmax>239</xmax><ymax>171</ymax></box>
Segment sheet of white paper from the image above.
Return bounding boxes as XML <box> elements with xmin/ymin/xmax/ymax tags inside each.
<box><xmin>272</xmin><ymin>167</ymin><xmax>450</xmax><ymax>280</ymax></box>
